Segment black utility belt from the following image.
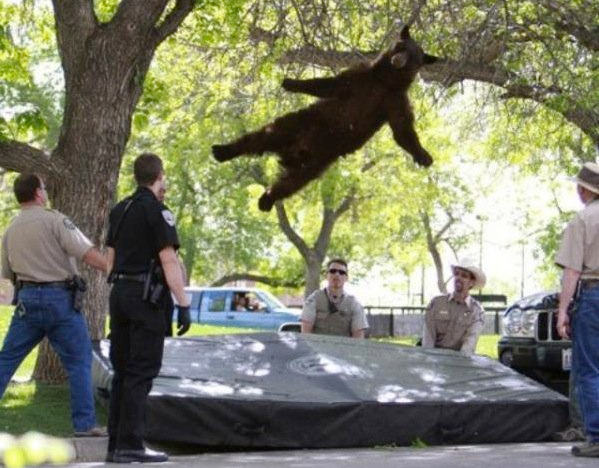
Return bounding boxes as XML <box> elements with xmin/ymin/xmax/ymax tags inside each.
<box><xmin>580</xmin><ymin>278</ymin><xmax>599</xmax><ymax>290</ymax></box>
<box><xmin>112</xmin><ymin>272</ymin><xmax>148</xmax><ymax>283</ymax></box>
<box><xmin>20</xmin><ymin>280</ymin><xmax>70</xmax><ymax>289</ymax></box>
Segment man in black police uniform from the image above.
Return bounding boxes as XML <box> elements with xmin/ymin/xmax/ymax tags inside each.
<box><xmin>106</xmin><ymin>153</ymin><xmax>191</xmax><ymax>463</ymax></box>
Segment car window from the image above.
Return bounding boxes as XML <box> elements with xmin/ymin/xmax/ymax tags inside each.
<box><xmin>246</xmin><ymin>292</ymin><xmax>266</xmax><ymax>312</ymax></box>
<box><xmin>256</xmin><ymin>290</ymin><xmax>286</xmax><ymax>310</ymax></box>
<box><xmin>203</xmin><ymin>291</ymin><xmax>227</xmax><ymax>313</ymax></box>
<box><xmin>188</xmin><ymin>291</ymin><xmax>201</xmax><ymax>309</ymax></box>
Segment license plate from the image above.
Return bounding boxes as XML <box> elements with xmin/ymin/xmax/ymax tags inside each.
<box><xmin>562</xmin><ymin>348</ymin><xmax>572</xmax><ymax>371</ymax></box>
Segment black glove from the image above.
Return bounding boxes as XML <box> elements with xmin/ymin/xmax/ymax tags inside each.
<box><xmin>176</xmin><ymin>305</ymin><xmax>191</xmax><ymax>336</ymax></box>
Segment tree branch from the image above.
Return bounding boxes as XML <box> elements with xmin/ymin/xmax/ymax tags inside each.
<box><xmin>210</xmin><ymin>272</ymin><xmax>300</xmax><ymax>288</ymax></box>
<box><xmin>0</xmin><ymin>140</ymin><xmax>59</xmax><ymax>176</ymax></box>
<box><xmin>111</xmin><ymin>0</ymin><xmax>170</xmax><ymax>34</ymax></box>
<box><xmin>314</xmin><ymin>193</ymin><xmax>354</xmax><ymax>258</ymax></box>
<box><xmin>274</xmin><ymin>201</ymin><xmax>311</xmax><ymax>259</ymax></box>
<box><xmin>539</xmin><ymin>0</ymin><xmax>599</xmax><ymax>51</ymax></box>
<box><xmin>155</xmin><ymin>0</ymin><xmax>198</xmax><ymax>45</ymax></box>
<box><xmin>51</xmin><ymin>0</ymin><xmax>97</xmax><ymax>88</ymax></box>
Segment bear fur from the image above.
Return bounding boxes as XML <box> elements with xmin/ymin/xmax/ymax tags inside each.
<box><xmin>212</xmin><ymin>26</ymin><xmax>439</xmax><ymax>212</ymax></box>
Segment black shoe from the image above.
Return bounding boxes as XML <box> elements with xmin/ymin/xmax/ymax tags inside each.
<box><xmin>105</xmin><ymin>451</ymin><xmax>114</xmax><ymax>463</ymax></box>
<box><xmin>112</xmin><ymin>448</ymin><xmax>169</xmax><ymax>463</ymax></box>
<box><xmin>572</xmin><ymin>441</ymin><xmax>599</xmax><ymax>457</ymax></box>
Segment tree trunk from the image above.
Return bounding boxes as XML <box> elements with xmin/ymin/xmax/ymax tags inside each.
<box><xmin>32</xmin><ymin>29</ymin><xmax>150</xmax><ymax>383</ymax></box>
<box><xmin>304</xmin><ymin>254</ymin><xmax>325</xmax><ymax>298</ymax></box>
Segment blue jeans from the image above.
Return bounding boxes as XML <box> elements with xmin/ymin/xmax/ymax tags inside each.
<box><xmin>572</xmin><ymin>286</ymin><xmax>599</xmax><ymax>442</ymax></box>
<box><xmin>0</xmin><ymin>286</ymin><xmax>96</xmax><ymax>432</ymax></box>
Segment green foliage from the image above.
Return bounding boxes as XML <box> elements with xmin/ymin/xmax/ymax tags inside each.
<box><xmin>0</xmin><ymin>2</ymin><xmax>62</xmax><ymax>146</ymax></box>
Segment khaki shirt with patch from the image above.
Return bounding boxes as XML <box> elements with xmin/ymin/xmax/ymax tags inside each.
<box><xmin>421</xmin><ymin>294</ymin><xmax>485</xmax><ymax>355</ymax></box>
<box><xmin>555</xmin><ymin>199</ymin><xmax>599</xmax><ymax>278</ymax></box>
<box><xmin>1</xmin><ymin>206</ymin><xmax>93</xmax><ymax>282</ymax></box>
<box><xmin>302</xmin><ymin>288</ymin><xmax>369</xmax><ymax>337</ymax></box>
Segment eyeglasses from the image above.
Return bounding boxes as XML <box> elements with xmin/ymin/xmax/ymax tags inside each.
<box><xmin>328</xmin><ymin>269</ymin><xmax>347</xmax><ymax>276</ymax></box>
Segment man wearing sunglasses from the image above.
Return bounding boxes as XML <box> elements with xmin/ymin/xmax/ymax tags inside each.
<box><xmin>301</xmin><ymin>258</ymin><xmax>368</xmax><ymax>338</ymax></box>
<box><xmin>421</xmin><ymin>259</ymin><xmax>486</xmax><ymax>355</ymax></box>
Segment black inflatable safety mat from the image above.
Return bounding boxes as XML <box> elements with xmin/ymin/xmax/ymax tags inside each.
<box><xmin>92</xmin><ymin>333</ymin><xmax>568</xmax><ymax>448</ymax></box>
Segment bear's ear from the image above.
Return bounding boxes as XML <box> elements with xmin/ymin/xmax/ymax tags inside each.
<box><xmin>399</xmin><ymin>25</ymin><xmax>411</xmax><ymax>40</ymax></box>
<box><xmin>423</xmin><ymin>53</ymin><xmax>439</xmax><ymax>64</ymax></box>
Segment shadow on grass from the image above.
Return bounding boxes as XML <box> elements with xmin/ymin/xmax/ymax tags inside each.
<box><xmin>0</xmin><ymin>381</ymin><xmax>107</xmax><ymax>436</ymax></box>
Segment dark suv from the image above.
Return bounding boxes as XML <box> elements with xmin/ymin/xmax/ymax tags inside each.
<box><xmin>497</xmin><ymin>291</ymin><xmax>571</xmax><ymax>395</ymax></box>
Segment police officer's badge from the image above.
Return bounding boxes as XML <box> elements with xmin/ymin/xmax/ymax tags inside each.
<box><xmin>63</xmin><ymin>218</ymin><xmax>76</xmax><ymax>230</ymax></box>
<box><xmin>161</xmin><ymin>210</ymin><xmax>176</xmax><ymax>226</ymax></box>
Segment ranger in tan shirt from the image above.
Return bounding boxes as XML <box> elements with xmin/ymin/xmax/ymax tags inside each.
<box><xmin>422</xmin><ymin>260</ymin><xmax>486</xmax><ymax>355</ymax></box>
<box><xmin>555</xmin><ymin>162</ymin><xmax>599</xmax><ymax>457</ymax></box>
<box><xmin>0</xmin><ymin>174</ymin><xmax>106</xmax><ymax>437</ymax></box>
<box><xmin>301</xmin><ymin>258</ymin><xmax>368</xmax><ymax>338</ymax></box>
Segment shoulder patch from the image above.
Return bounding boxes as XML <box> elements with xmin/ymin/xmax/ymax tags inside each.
<box><xmin>63</xmin><ymin>217</ymin><xmax>76</xmax><ymax>230</ymax></box>
<box><xmin>161</xmin><ymin>210</ymin><xmax>176</xmax><ymax>226</ymax></box>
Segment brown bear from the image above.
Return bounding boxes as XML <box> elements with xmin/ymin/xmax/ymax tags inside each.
<box><xmin>212</xmin><ymin>25</ymin><xmax>439</xmax><ymax>212</ymax></box>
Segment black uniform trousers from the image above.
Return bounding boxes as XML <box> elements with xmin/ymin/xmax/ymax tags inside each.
<box><xmin>107</xmin><ymin>280</ymin><xmax>166</xmax><ymax>451</ymax></box>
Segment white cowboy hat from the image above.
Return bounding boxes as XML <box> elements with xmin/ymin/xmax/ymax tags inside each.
<box><xmin>451</xmin><ymin>259</ymin><xmax>486</xmax><ymax>289</ymax></box>
<box><xmin>569</xmin><ymin>162</ymin><xmax>599</xmax><ymax>194</ymax></box>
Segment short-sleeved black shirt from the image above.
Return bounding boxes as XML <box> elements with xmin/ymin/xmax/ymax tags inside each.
<box><xmin>107</xmin><ymin>186</ymin><xmax>179</xmax><ymax>274</ymax></box>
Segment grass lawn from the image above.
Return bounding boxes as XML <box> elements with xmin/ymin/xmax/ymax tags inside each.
<box><xmin>0</xmin><ymin>305</ymin><xmax>500</xmax><ymax>436</ymax></box>
<box><xmin>377</xmin><ymin>334</ymin><xmax>500</xmax><ymax>359</ymax></box>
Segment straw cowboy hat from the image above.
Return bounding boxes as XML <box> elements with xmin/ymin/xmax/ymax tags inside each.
<box><xmin>570</xmin><ymin>162</ymin><xmax>599</xmax><ymax>194</ymax></box>
<box><xmin>451</xmin><ymin>259</ymin><xmax>486</xmax><ymax>289</ymax></box>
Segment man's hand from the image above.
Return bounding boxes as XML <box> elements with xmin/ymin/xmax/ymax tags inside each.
<box><xmin>557</xmin><ymin>311</ymin><xmax>571</xmax><ymax>339</ymax></box>
<box><xmin>176</xmin><ymin>305</ymin><xmax>191</xmax><ymax>336</ymax></box>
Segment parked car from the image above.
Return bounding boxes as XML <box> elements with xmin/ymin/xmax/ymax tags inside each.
<box><xmin>497</xmin><ymin>291</ymin><xmax>570</xmax><ymax>395</ymax></box>
<box><xmin>176</xmin><ymin>286</ymin><xmax>301</xmax><ymax>331</ymax></box>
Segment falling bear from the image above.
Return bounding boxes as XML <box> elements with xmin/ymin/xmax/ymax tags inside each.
<box><xmin>212</xmin><ymin>25</ymin><xmax>439</xmax><ymax>212</ymax></box>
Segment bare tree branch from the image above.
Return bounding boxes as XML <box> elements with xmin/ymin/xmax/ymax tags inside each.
<box><xmin>0</xmin><ymin>140</ymin><xmax>59</xmax><ymax>176</ymax></box>
<box><xmin>211</xmin><ymin>272</ymin><xmax>300</xmax><ymax>288</ymax></box>
<box><xmin>155</xmin><ymin>0</ymin><xmax>198</xmax><ymax>45</ymax></box>
<box><xmin>274</xmin><ymin>201</ymin><xmax>311</xmax><ymax>258</ymax></box>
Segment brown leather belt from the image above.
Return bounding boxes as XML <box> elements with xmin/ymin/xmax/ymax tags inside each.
<box><xmin>20</xmin><ymin>280</ymin><xmax>70</xmax><ymax>289</ymax></box>
<box><xmin>581</xmin><ymin>279</ymin><xmax>599</xmax><ymax>289</ymax></box>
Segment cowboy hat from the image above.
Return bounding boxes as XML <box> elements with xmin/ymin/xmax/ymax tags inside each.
<box><xmin>451</xmin><ymin>259</ymin><xmax>486</xmax><ymax>289</ymax></box>
<box><xmin>569</xmin><ymin>162</ymin><xmax>599</xmax><ymax>194</ymax></box>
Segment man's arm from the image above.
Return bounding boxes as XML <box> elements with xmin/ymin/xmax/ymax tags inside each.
<box><xmin>82</xmin><ymin>247</ymin><xmax>108</xmax><ymax>273</ymax></box>
<box><xmin>106</xmin><ymin>247</ymin><xmax>115</xmax><ymax>275</ymax></box>
<box><xmin>300</xmin><ymin>292</ymin><xmax>318</xmax><ymax>334</ymax></box>
<box><xmin>460</xmin><ymin>309</ymin><xmax>485</xmax><ymax>355</ymax></box>
<box><xmin>421</xmin><ymin>302</ymin><xmax>436</xmax><ymax>348</ymax></box>
<box><xmin>557</xmin><ymin>267</ymin><xmax>581</xmax><ymax>339</ymax></box>
<box><xmin>350</xmin><ymin>301</ymin><xmax>368</xmax><ymax>339</ymax></box>
<box><xmin>158</xmin><ymin>246</ymin><xmax>190</xmax><ymax>307</ymax></box>
<box><xmin>1</xmin><ymin>235</ymin><xmax>14</xmax><ymax>282</ymax></box>
<box><xmin>301</xmin><ymin>320</ymin><xmax>314</xmax><ymax>334</ymax></box>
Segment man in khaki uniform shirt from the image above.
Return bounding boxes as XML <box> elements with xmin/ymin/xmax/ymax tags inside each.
<box><xmin>422</xmin><ymin>260</ymin><xmax>486</xmax><ymax>355</ymax></box>
<box><xmin>555</xmin><ymin>162</ymin><xmax>599</xmax><ymax>457</ymax></box>
<box><xmin>301</xmin><ymin>258</ymin><xmax>368</xmax><ymax>338</ymax></box>
<box><xmin>0</xmin><ymin>174</ymin><xmax>107</xmax><ymax>437</ymax></box>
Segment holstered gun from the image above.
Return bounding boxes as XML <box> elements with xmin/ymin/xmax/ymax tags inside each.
<box><xmin>142</xmin><ymin>259</ymin><xmax>165</xmax><ymax>305</ymax></box>
<box><xmin>568</xmin><ymin>279</ymin><xmax>583</xmax><ymax>319</ymax></box>
<box><xmin>69</xmin><ymin>275</ymin><xmax>87</xmax><ymax>313</ymax></box>
<box><xmin>11</xmin><ymin>278</ymin><xmax>22</xmax><ymax>306</ymax></box>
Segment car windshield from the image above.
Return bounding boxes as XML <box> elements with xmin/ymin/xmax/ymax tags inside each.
<box><xmin>256</xmin><ymin>290</ymin><xmax>287</xmax><ymax>310</ymax></box>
